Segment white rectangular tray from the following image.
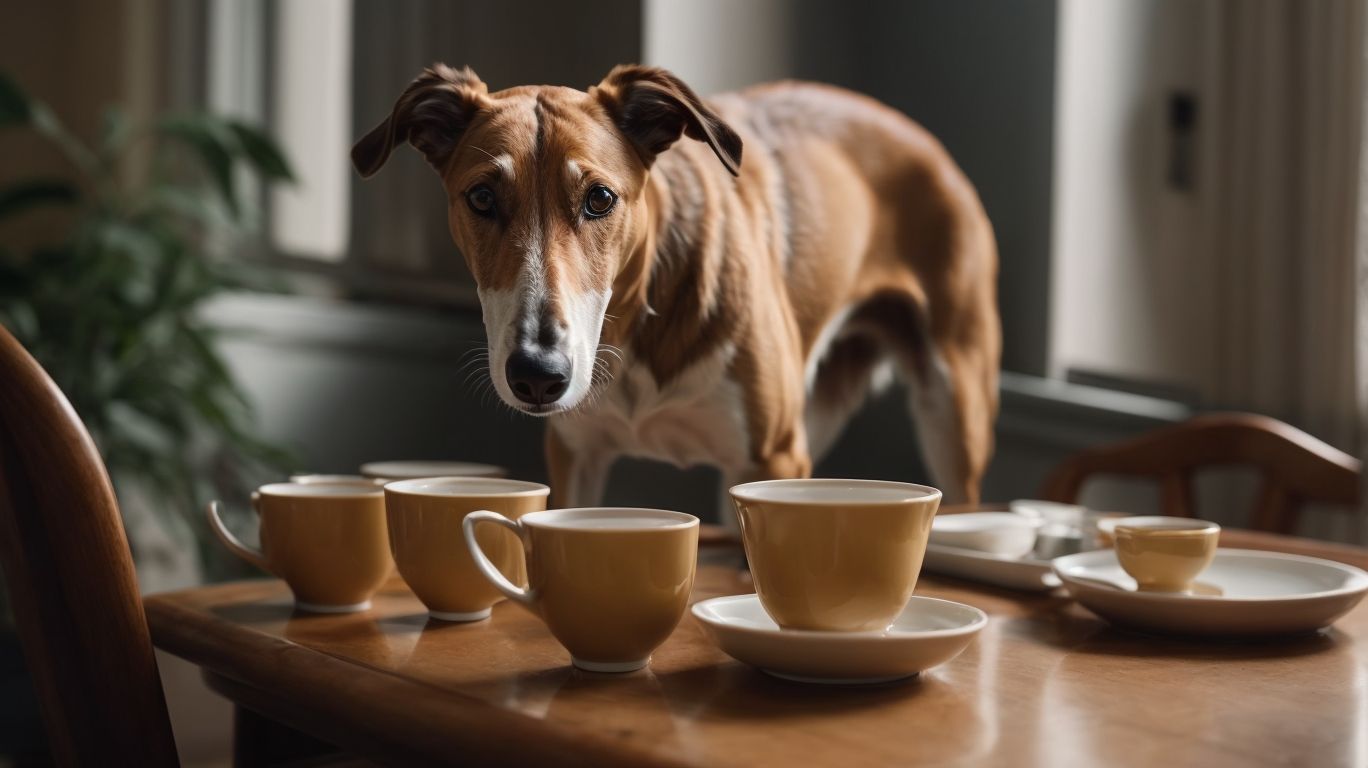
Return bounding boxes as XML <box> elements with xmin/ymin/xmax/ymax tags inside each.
<box><xmin>923</xmin><ymin>543</ymin><xmax>1061</xmax><ymax>592</ymax></box>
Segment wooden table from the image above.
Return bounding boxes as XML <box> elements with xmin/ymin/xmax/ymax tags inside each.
<box><xmin>146</xmin><ymin>527</ymin><xmax>1368</xmax><ymax>767</ymax></box>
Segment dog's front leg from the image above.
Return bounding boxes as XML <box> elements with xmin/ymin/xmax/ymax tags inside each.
<box><xmin>545</xmin><ymin>423</ymin><xmax>612</xmax><ymax>508</ymax></box>
<box><xmin>732</xmin><ymin>325</ymin><xmax>813</xmax><ymax>486</ymax></box>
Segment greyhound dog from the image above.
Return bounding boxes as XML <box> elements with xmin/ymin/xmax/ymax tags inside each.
<box><xmin>352</xmin><ymin>64</ymin><xmax>999</xmax><ymax>508</ymax></box>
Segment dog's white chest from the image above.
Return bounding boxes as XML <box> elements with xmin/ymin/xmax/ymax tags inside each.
<box><xmin>564</xmin><ymin>349</ymin><xmax>750</xmax><ymax>471</ymax></box>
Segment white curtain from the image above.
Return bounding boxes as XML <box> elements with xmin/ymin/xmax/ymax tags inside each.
<box><xmin>1190</xmin><ymin>0</ymin><xmax>1368</xmax><ymax>543</ymax></box>
<box><xmin>1356</xmin><ymin>6</ymin><xmax>1368</xmax><ymax>545</ymax></box>
<box><xmin>1209</xmin><ymin>0</ymin><xmax>1365</xmax><ymax>455</ymax></box>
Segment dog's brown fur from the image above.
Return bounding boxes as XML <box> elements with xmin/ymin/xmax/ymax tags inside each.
<box><xmin>354</xmin><ymin>64</ymin><xmax>1000</xmax><ymax>506</ymax></box>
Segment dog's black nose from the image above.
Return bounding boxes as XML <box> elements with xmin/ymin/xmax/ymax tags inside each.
<box><xmin>505</xmin><ymin>348</ymin><xmax>572</xmax><ymax>406</ymax></box>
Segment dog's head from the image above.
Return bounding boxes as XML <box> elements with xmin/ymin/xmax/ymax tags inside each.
<box><xmin>352</xmin><ymin>64</ymin><xmax>742</xmax><ymax>415</ymax></box>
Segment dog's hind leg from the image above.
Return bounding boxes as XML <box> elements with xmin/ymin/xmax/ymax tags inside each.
<box><xmin>904</xmin><ymin>343</ymin><xmax>982</xmax><ymax>505</ymax></box>
<box><xmin>845</xmin><ymin>287</ymin><xmax>997</xmax><ymax>505</ymax></box>
<box><xmin>805</xmin><ymin>331</ymin><xmax>895</xmax><ymax>463</ymax></box>
<box><xmin>856</xmin><ymin>156</ymin><xmax>1001</xmax><ymax>505</ymax></box>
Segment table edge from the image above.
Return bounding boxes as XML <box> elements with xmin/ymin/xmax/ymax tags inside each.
<box><xmin>145</xmin><ymin>593</ymin><xmax>693</xmax><ymax>768</ymax></box>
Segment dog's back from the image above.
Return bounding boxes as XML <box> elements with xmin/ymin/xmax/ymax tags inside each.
<box><xmin>639</xmin><ymin>81</ymin><xmax>1001</xmax><ymax>501</ymax></box>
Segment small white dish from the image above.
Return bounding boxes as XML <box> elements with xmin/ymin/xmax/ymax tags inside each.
<box><xmin>923</xmin><ymin>544</ymin><xmax>1060</xmax><ymax>591</ymax></box>
<box><xmin>692</xmin><ymin>594</ymin><xmax>986</xmax><ymax>684</ymax></box>
<box><xmin>359</xmin><ymin>460</ymin><xmax>506</xmax><ymax>480</ymax></box>
<box><xmin>931</xmin><ymin>512</ymin><xmax>1041</xmax><ymax>558</ymax></box>
<box><xmin>1053</xmin><ymin>548</ymin><xmax>1368</xmax><ymax>636</ymax></box>
<box><xmin>1013</xmin><ymin>499</ymin><xmax>1096</xmax><ymax>557</ymax></box>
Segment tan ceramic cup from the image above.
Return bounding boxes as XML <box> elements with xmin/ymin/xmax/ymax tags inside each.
<box><xmin>384</xmin><ymin>477</ymin><xmax>548</xmax><ymax>621</ymax></box>
<box><xmin>729</xmin><ymin>479</ymin><xmax>942</xmax><ymax>632</ymax></box>
<box><xmin>289</xmin><ymin>473</ymin><xmax>387</xmax><ymax>486</ymax></box>
<box><xmin>464</xmin><ymin>508</ymin><xmax>699</xmax><ymax>672</ymax></box>
<box><xmin>207</xmin><ymin>483</ymin><xmax>393</xmax><ymax>613</ymax></box>
<box><xmin>1113</xmin><ymin>516</ymin><xmax>1220</xmax><ymax>592</ymax></box>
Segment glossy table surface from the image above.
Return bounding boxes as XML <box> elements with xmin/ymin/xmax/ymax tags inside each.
<box><xmin>145</xmin><ymin>526</ymin><xmax>1368</xmax><ymax>767</ymax></box>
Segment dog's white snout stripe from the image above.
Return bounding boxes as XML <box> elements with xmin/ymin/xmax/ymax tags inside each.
<box><xmin>480</xmin><ymin>227</ymin><xmax>612</xmax><ymax>414</ymax></box>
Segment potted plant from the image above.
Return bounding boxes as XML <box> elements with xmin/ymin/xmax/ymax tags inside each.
<box><xmin>0</xmin><ymin>73</ymin><xmax>296</xmax><ymax>585</ymax></box>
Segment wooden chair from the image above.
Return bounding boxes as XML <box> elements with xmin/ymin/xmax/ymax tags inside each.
<box><xmin>1039</xmin><ymin>412</ymin><xmax>1361</xmax><ymax>534</ymax></box>
<box><xmin>0</xmin><ymin>325</ymin><xmax>179</xmax><ymax>765</ymax></box>
<box><xmin>0</xmin><ymin>325</ymin><xmax>381</xmax><ymax>767</ymax></box>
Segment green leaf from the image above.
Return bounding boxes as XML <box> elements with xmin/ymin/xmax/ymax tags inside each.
<box><xmin>0</xmin><ymin>303</ymin><xmax>39</xmax><ymax>341</ymax></box>
<box><xmin>227</xmin><ymin>121</ymin><xmax>295</xmax><ymax>182</ymax></box>
<box><xmin>0</xmin><ymin>72</ymin><xmax>33</xmax><ymax>128</ymax></box>
<box><xmin>141</xmin><ymin>185</ymin><xmax>230</xmax><ymax>229</ymax></box>
<box><xmin>0</xmin><ymin>73</ymin><xmax>96</xmax><ymax>173</ymax></box>
<box><xmin>180</xmin><ymin>324</ymin><xmax>240</xmax><ymax>398</ymax></box>
<box><xmin>157</xmin><ymin>114</ymin><xmax>240</xmax><ymax>215</ymax></box>
<box><xmin>89</xmin><ymin>218</ymin><xmax>163</xmax><ymax>263</ymax></box>
<box><xmin>0</xmin><ymin>178</ymin><xmax>78</xmax><ymax>220</ymax></box>
<box><xmin>99</xmin><ymin>107</ymin><xmax>132</xmax><ymax>160</ymax></box>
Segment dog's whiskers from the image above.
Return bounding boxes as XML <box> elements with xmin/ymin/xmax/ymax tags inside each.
<box><xmin>596</xmin><ymin>343</ymin><xmax>625</xmax><ymax>365</ymax></box>
<box><xmin>457</xmin><ymin>349</ymin><xmax>493</xmax><ymax>394</ymax></box>
<box><xmin>462</xmin><ymin>368</ymin><xmax>491</xmax><ymax>391</ymax></box>
<box><xmin>455</xmin><ymin>346</ymin><xmax>490</xmax><ymax>377</ymax></box>
<box><xmin>458</xmin><ymin>359</ymin><xmax>490</xmax><ymax>383</ymax></box>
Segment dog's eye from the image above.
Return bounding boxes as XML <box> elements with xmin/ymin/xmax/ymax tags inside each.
<box><xmin>584</xmin><ymin>185</ymin><xmax>616</xmax><ymax>218</ymax></box>
<box><xmin>467</xmin><ymin>185</ymin><xmax>496</xmax><ymax>217</ymax></box>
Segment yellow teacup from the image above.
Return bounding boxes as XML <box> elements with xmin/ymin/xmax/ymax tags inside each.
<box><xmin>464</xmin><ymin>508</ymin><xmax>699</xmax><ymax>672</ymax></box>
<box><xmin>289</xmin><ymin>473</ymin><xmax>387</xmax><ymax>486</ymax></box>
<box><xmin>1112</xmin><ymin>516</ymin><xmax>1220</xmax><ymax>593</ymax></box>
<box><xmin>207</xmin><ymin>483</ymin><xmax>393</xmax><ymax>612</ymax></box>
<box><xmin>384</xmin><ymin>477</ymin><xmax>549</xmax><ymax>621</ymax></box>
<box><xmin>729</xmin><ymin>479</ymin><xmax>942</xmax><ymax>632</ymax></box>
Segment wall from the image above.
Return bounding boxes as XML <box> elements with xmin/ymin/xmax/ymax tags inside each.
<box><xmin>0</xmin><ymin>0</ymin><xmax>170</xmax><ymax>253</ymax></box>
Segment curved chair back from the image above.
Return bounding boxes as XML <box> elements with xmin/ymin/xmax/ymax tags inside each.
<box><xmin>0</xmin><ymin>325</ymin><xmax>178</xmax><ymax>765</ymax></box>
<box><xmin>1040</xmin><ymin>412</ymin><xmax>1360</xmax><ymax>534</ymax></box>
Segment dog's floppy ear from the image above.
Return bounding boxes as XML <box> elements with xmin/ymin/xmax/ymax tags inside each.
<box><xmin>593</xmin><ymin>65</ymin><xmax>743</xmax><ymax>177</ymax></box>
<box><xmin>351</xmin><ymin>64</ymin><xmax>489</xmax><ymax>178</ymax></box>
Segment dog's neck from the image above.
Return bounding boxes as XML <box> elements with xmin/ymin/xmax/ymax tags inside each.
<box><xmin>603</xmin><ymin>151</ymin><xmax>744</xmax><ymax>385</ymax></box>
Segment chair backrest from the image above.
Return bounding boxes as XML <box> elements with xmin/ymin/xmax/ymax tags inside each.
<box><xmin>0</xmin><ymin>325</ymin><xmax>178</xmax><ymax>766</ymax></box>
<box><xmin>1039</xmin><ymin>412</ymin><xmax>1361</xmax><ymax>534</ymax></box>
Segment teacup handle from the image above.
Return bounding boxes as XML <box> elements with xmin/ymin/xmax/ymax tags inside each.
<box><xmin>463</xmin><ymin>510</ymin><xmax>537</xmax><ymax>609</ymax></box>
<box><xmin>206</xmin><ymin>500</ymin><xmax>273</xmax><ymax>575</ymax></box>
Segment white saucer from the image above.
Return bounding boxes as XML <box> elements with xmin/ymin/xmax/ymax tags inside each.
<box><xmin>1053</xmin><ymin>548</ymin><xmax>1368</xmax><ymax>636</ymax></box>
<box><xmin>359</xmin><ymin>460</ymin><xmax>506</xmax><ymax>480</ymax></box>
<box><xmin>691</xmin><ymin>594</ymin><xmax>986</xmax><ymax>684</ymax></box>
